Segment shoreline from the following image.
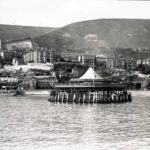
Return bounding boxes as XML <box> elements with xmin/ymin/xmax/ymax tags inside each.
<box><xmin>131</xmin><ymin>90</ymin><xmax>150</xmax><ymax>97</ymax></box>
<box><xmin>25</xmin><ymin>90</ymin><xmax>49</xmax><ymax>95</ymax></box>
<box><xmin>1</xmin><ymin>89</ymin><xmax>149</xmax><ymax>97</ymax></box>
<box><xmin>25</xmin><ymin>90</ymin><xmax>150</xmax><ymax>97</ymax></box>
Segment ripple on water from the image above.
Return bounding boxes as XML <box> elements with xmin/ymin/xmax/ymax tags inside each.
<box><xmin>0</xmin><ymin>96</ymin><xmax>150</xmax><ymax>150</ymax></box>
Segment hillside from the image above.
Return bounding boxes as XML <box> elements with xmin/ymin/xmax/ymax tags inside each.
<box><xmin>35</xmin><ymin>19</ymin><xmax>150</xmax><ymax>51</ymax></box>
<box><xmin>0</xmin><ymin>24</ymin><xmax>55</xmax><ymax>42</ymax></box>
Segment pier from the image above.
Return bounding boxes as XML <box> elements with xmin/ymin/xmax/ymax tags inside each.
<box><xmin>48</xmin><ymin>85</ymin><xmax>131</xmax><ymax>104</ymax></box>
<box><xmin>48</xmin><ymin>68</ymin><xmax>132</xmax><ymax>104</ymax></box>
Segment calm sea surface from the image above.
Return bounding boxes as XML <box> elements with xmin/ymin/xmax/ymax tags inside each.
<box><xmin>0</xmin><ymin>94</ymin><xmax>150</xmax><ymax>150</ymax></box>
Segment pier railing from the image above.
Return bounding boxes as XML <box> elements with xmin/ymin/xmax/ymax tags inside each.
<box><xmin>55</xmin><ymin>82</ymin><xmax>126</xmax><ymax>89</ymax></box>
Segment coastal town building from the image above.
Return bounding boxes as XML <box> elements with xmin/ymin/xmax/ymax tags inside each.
<box><xmin>0</xmin><ymin>39</ymin><xmax>1</xmax><ymax>52</ymax></box>
<box><xmin>142</xmin><ymin>59</ymin><xmax>150</xmax><ymax>66</ymax></box>
<box><xmin>96</xmin><ymin>55</ymin><xmax>107</xmax><ymax>67</ymax></box>
<box><xmin>108</xmin><ymin>57</ymin><xmax>137</xmax><ymax>70</ymax></box>
<box><xmin>2</xmin><ymin>37</ymin><xmax>36</xmax><ymax>64</ymax></box>
<box><xmin>18</xmin><ymin>74</ymin><xmax>57</xmax><ymax>90</ymax></box>
<box><xmin>0</xmin><ymin>39</ymin><xmax>4</xmax><ymax>60</ymax></box>
<box><xmin>1</xmin><ymin>37</ymin><xmax>54</xmax><ymax>64</ymax></box>
<box><xmin>78</xmin><ymin>55</ymin><xmax>96</xmax><ymax>66</ymax></box>
<box><xmin>125</xmin><ymin>59</ymin><xmax>137</xmax><ymax>69</ymax></box>
<box><xmin>77</xmin><ymin>54</ymin><xmax>138</xmax><ymax>70</ymax></box>
<box><xmin>35</xmin><ymin>75</ymin><xmax>57</xmax><ymax>89</ymax></box>
<box><xmin>23</xmin><ymin>48</ymin><xmax>53</xmax><ymax>64</ymax></box>
<box><xmin>0</xmin><ymin>77</ymin><xmax>18</xmax><ymax>90</ymax></box>
<box><xmin>137</xmin><ymin>58</ymin><xmax>150</xmax><ymax>66</ymax></box>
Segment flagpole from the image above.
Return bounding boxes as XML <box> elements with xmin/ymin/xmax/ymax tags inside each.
<box><xmin>93</xmin><ymin>55</ymin><xmax>94</xmax><ymax>71</ymax></box>
<box><xmin>93</xmin><ymin>55</ymin><xmax>94</xmax><ymax>85</ymax></box>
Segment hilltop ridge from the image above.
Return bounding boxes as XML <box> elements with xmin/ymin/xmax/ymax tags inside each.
<box><xmin>1</xmin><ymin>19</ymin><xmax>150</xmax><ymax>53</ymax></box>
<box><xmin>34</xmin><ymin>19</ymin><xmax>150</xmax><ymax>50</ymax></box>
<box><xmin>0</xmin><ymin>24</ymin><xmax>55</xmax><ymax>42</ymax></box>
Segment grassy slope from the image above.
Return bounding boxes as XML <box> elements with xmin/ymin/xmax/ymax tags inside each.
<box><xmin>0</xmin><ymin>24</ymin><xmax>56</xmax><ymax>42</ymax></box>
<box><xmin>35</xmin><ymin>19</ymin><xmax>150</xmax><ymax>49</ymax></box>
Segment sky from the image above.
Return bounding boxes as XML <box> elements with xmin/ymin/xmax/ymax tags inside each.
<box><xmin>0</xmin><ymin>0</ymin><xmax>150</xmax><ymax>27</ymax></box>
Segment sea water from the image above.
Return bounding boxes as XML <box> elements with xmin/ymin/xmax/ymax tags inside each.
<box><xmin>0</xmin><ymin>94</ymin><xmax>150</xmax><ymax>150</ymax></box>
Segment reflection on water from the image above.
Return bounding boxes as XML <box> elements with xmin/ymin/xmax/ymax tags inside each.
<box><xmin>0</xmin><ymin>95</ymin><xmax>150</xmax><ymax>150</ymax></box>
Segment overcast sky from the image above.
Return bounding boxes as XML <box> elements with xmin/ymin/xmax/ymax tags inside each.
<box><xmin>0</xmin><ymin>0</ymin><xmax>150</xmax><ymax>27</ymax></box>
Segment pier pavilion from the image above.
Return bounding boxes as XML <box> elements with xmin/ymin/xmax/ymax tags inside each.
<box><xmin>48</xmin><ymin>68</ymin><xmax>132</xmax><ymax>103</ymax></box>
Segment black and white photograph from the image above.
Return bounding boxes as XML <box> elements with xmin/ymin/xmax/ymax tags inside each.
<box><xmin>0</xmin><ymin>0</ymin><xmax>150</xmax><ymax>150</ymax></box>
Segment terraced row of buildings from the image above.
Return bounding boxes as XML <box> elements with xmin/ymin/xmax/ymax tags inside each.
<box><xmin>0</xmin><ymin>37</ymin><xmax>150</xmax><ymax>70</ymax></box>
